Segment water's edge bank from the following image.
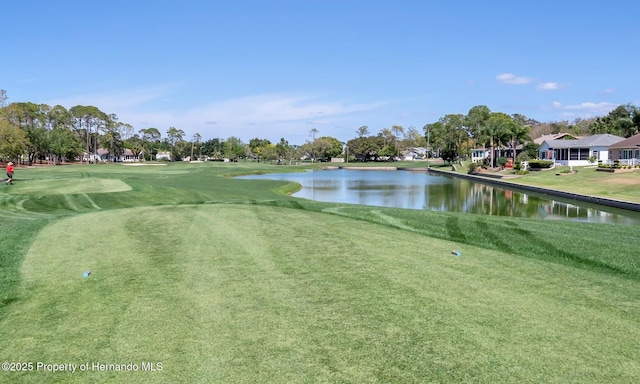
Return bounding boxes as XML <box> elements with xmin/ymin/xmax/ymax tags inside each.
<box><xmin>426</xmin><ymin>168</ymin><xmax>640</xmax><ymax>212</ymax></box>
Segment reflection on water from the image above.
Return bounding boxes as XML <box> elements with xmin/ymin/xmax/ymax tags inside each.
<box><xmin>237</xmin><ymin>169</ymin><xmax>640</xmax><ymax>225</ymax></box>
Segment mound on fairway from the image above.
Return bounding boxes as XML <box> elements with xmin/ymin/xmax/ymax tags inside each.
<box><xmin>3</xmin><ymin>204</ymin><xmax>640</xmax><ymax>383</ymax></box>
<box><xmin>5</xmin><ymin>178</ymin><xmax>131</xmax><ymax>195</ymax></box>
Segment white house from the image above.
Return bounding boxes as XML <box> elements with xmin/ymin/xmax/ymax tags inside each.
<box><xmin>471</xmin><ymin>148</ymin><xmax>490</xmax><ymax>163</ymax></box>
<box><xmin>82</xmin><ymin>152</ymin><xmax>102</xmax><ymax>163</ymax></box>
<box><xmin>156</xmin><ymin>151</ymin><xmax>171</xmax><ymax>161</ymax></box>
<box><xmin>538</xmin><ymin>134</ymin><xmax>625</xmax><ymax>166</ymax></box>
<box><xmin>120</xmin><ymin>149</ymin><xmax>141</xmax><ymax>162</ymax></box>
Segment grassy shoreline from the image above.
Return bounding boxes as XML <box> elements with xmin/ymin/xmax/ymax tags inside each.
<box><xmin>1</xmin><ymin>162</ymin><xmax>639</xmax><ymax>383</ymax></box>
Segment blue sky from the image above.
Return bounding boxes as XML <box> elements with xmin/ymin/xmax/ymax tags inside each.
<box><xmin>3</xmin><ymin>0</ymin><xmax>639</xmax><ymax>144</ymax></box>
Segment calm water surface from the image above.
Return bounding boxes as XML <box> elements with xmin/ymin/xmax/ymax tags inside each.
<box><xmin>238</xmin><ymin>169</ymin><xmax>640</xmax><ymax>225</ymax></box>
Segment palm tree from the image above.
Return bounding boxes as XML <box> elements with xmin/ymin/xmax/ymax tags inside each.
<box><xmin>309</xmin><ymin>128</ymin><xmax>319</xmax><ymax>141</ymax></box>
<box><xmin>484</xmin><ymin>113</ymin><xmax>513</xmax><ymax>168</ymax></box>
<box><xmin>508</xmin><ymin>122</ymin><xmax>531</xmax><ymax>161</ymax></box>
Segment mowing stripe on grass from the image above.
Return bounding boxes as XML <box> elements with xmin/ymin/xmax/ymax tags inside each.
<box><xmin>81</xmin><ymin>193</ymin><xmax>101</xmax><ymax>210</ymax></box>
<box><xmin>2</xmin><ymin>204</ymin><xmax>640</xmax><ymax>383</ymax></box>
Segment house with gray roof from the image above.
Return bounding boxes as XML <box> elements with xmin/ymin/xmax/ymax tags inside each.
<box><xmin>538</xmin><ymin>134</ymin><xmax>625</xmax><ymax>166</ymax></box>
<box><xmin>607</xmin><ymin>133</ymin><xmax>640</xmax><ymax>166</ymax></box>
<box><xmin>533</xmin><ymin>133</ymin><xmax>581</xmax><ymax>145</ymax></box>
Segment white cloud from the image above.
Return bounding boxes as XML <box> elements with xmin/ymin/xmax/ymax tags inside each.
<box><xmin>536</xmin><ymin>82</ymin><xmax>561</xmax><ymax>91</ymax></box>
<box><xmin>305</xmin><ymin>120</ymin><xmax>333</xmax><ymax>125</ymax></box>
<box><xmin>551</xmin><ymin>101</ymin><xmax>618</xmax><ymax>117</ymax></box>
<box><xmin>495</xmin><ymin>73</ymin><xmax>533</xmax><ymax>85</ymax></box>
<box><xmin>602</xmin><ymin>88</ymin><xmax>615</xmax><ymax>94</ymax></box>
<box><xmin>183</xmin><ymin>94</ymin><xmax>385</xmax><ymax>126</ymax></box>
<box><xmin>44</xmin><ymin>86</ymin><xmax>173</xmax><ymax>111</ymax></box>
<box><xmin>40</xmin><ymin>87</ymin><xmax>389</xmax><ymax>142</ymax></box>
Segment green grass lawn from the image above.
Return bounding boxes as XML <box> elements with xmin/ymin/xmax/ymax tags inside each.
<box><xmin>450</xmin><ymin>162</ymin><xmax>640</xmax><ymax>204</ymax></box>
<box><xmin>1</xmin><ymin>162</ymin><xmax>640</xmax><ymax>383</ymax></box>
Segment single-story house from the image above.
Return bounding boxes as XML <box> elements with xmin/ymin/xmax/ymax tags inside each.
<box><xmin>398</xmin><ymin>147</ymin><xmax>430</xmax><ymax>161</ymax></box>
<box><xmin>538</xmin><ymin>134</ymin><xmax>625</xmax><ymax>166</ymax></box>
<box><xmin>533</xmin><ymin>133</ymin><xmax>581</xmax><ymax>145</ymax></box>
<box><xmin>471</xmin><ymin>148</ymin><xmax>490</xmax><ymax>163</ymax></box>
<box><xmin>82</xmin><ymin>152</ymin><xmax>101</xmax><ymax>163</ymax></box>
<box><xmin>607</xmin><ymin>133</ymin><xmax>640</xmax><ymax>166</ymax></box>
<box><xmin>156</xmin><ymin>151</ymin><xmax>171</xmax><ymax>161</ymax></box>
<box><xmin>471</xmin><ymin>144</ymin><xmax>523</xmax><ymax>166</ymax></box>
<box><xmin>95</xmin><ymin>148</ymin><xmax>142</xmax><ymax>162</ymax></box>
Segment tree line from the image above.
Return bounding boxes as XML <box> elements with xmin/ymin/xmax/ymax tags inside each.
<box><xmin>2</xmin><ymin>89</ymin><xmax>639</xmax><ymax>165</ymax></box>
<box><xmin>421</xmin><ymin>103</ymin><xmax>640</xmax><ymax>166</ymax></box>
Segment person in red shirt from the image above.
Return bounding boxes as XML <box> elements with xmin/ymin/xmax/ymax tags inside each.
<box><xmin>6</xmin><ymin>162</ymin><xmax>14</xmax><ymax>185</ymax></box>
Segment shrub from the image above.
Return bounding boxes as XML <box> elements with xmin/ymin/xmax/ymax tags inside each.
<box><xmin>515</xmin><ymin>169</ymin><xmax>529</xmax><ymax>175</ymax></box>
<box><xmin>467</xmin><ymin>162</ymin><xmax>480</xmax><ymax>173</ymax></box>
<box><xmin>516</xmin><ymin>152</ymin><xmax>530</xmax><ymax>163</ymax></box>
<box><xmin>528</xmin><ymin>160</ymin><xmax>554</xmax><ymax>169</ymax></box>
<box><xmin>497</xmin><ymin>157</ymin><xmax>508</xmax><ymax>168</ymax></box>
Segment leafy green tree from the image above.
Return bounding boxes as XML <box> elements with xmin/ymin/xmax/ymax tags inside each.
<box><xmin>0</xmin><ymin>102</ymin><xmax>49</xmax><ymax>165</ymax></box>
<box><xmin>260</xmin><ymin>143</ymin><xmax>278</xmax><ymax>161</ymax></box>
<box><xmin>46</xmin><ymin>105</ymin><xmax>72</xmax><ymax>130</ymax></box>
<box><xmin>223</xmin><ymin>136</ymin><xmax>245</xmax><ymax>159</ymax></box>
<box><xmin>248</xmin><ymin>138</ymin><xmax>272</xmax><ymax>160</ymax></box>
<box><xmin>103</xmin><ymin>129</ymin><xmax>124</xmax><ymax>161</ymax></box>
<box><xmin>589</xmin><ymin>104</ymin><xmax>640</xmax><ymax>137</ymax></box>
<box><xmin>125</xmin><ymin>134</ymin><xmax>144</xmax><ymax>161</ymax></box>
<box><xmin>70</xmin><ymin>105</ymin><xmax>109</xmax><ymax>163</ymax></box>
<box><xmin>423</xmin><ymin>121</ymin><xmax>445</xmax><ymax>158</ymax></box>
<box><xmin>505</xmin><ymin>120</ymin><xmax>530</xmax><ymax>160</ymax></box>
<box><xmin>276</xmin><ymin>138</ymin><xmax>289</xmax><ymax>159</ymax></box>
<box><xmin>173</xmin><ymin>139</ymin><xmax>191</xmax><ymax>161</ymax></box>
<box><xmin>49</xmin><ymin>127</ymin><xmax>81</xmax><ymax>164</ymax></box>
<box><xmin>26</xmin><ymin>126</ymin><xmax>49</xmax><ymax>164</ymax></box>
<box><xmin>166</xmin><ymin>126</ymin><xmax>185</xmax><ymax>161</ymax></box>
<box><xmin>103</xmin><ymin>114</ymin><xmax>124</xmax><ymax>161</ymax></box>
<box><xmin>521</xmin><ymin>142</ymin><xmax>539</xmax><ymax>160</ymax></box>
<box><xmin>484</xmin><ymin>112</ymin><xmax>514</xmax><ymax>167</ymax></box>
<box><xmin>190</xmin><ymin>133</ymin><xmax>202</xmax><ymax>160</ymax></box>
<box><xmin>440</xmin><ymin>114</ymin><xmax>468</xmax><ymax>161</ymax></box>
<box><xmin>346</xmin><ymin>136</ymin><xmax>385</xmax><ymax>161</ymax></box>
<box><xmin>465</xmin><ymin>105</ymin><xmax>491</xmax><ymax>148</ymax></box>
<box><xmin>202</xmin><ymin>138</ymin><xmax>224</xmax><ymax>158</ymax></box>
<box><xmin>376</xmin><ymin>128</ymin><xmax>399</xmax><ymax>158</ymax></box>
<box><xmin>0</xmin><ymin>120</ymin><xmax>29</xmax><ymax>161</ymax></box>
<box><xmin>139</xmin><ymin>127</ymin><xmax>161</xmax><ymax>160</ymax></box>
<box><xmin>402</xmin><ymin>126</ymin><xmax>427</xmax><ymax>151</ymax></box>
<box><xmin>312</xmin><ymin>136</ymin><xmax>343</xmax><ymax>160</ymax></box>
<box><xmin>391</xmin><ymin>125</ymin><xmax>405</xmax><ymax>156</ymax></box>
<box><xmin>440</xmin><ymin>147</ymin><xmax>457</xmax><ymax>165</ymax></box>
<box><xmin>275</xmin><ymin>138</ymin><xmax>297</xmax><ymax>164</ymax></box>
<box><xmin>356</xmin><ymin>125</ymin><xmax>369</xmax><ymax>138</ymax></box>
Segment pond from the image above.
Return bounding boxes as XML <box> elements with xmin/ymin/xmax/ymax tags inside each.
<box><xmin>237</xmin><ymin>169</ymin><xmax>640</xmax><ymax>225</ymax></box>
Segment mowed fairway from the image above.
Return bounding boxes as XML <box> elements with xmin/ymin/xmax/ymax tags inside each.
<box><xmin>1</xmin><ymin>163</ymin><xmax>640</xmax><ymax>383</ymax></box>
